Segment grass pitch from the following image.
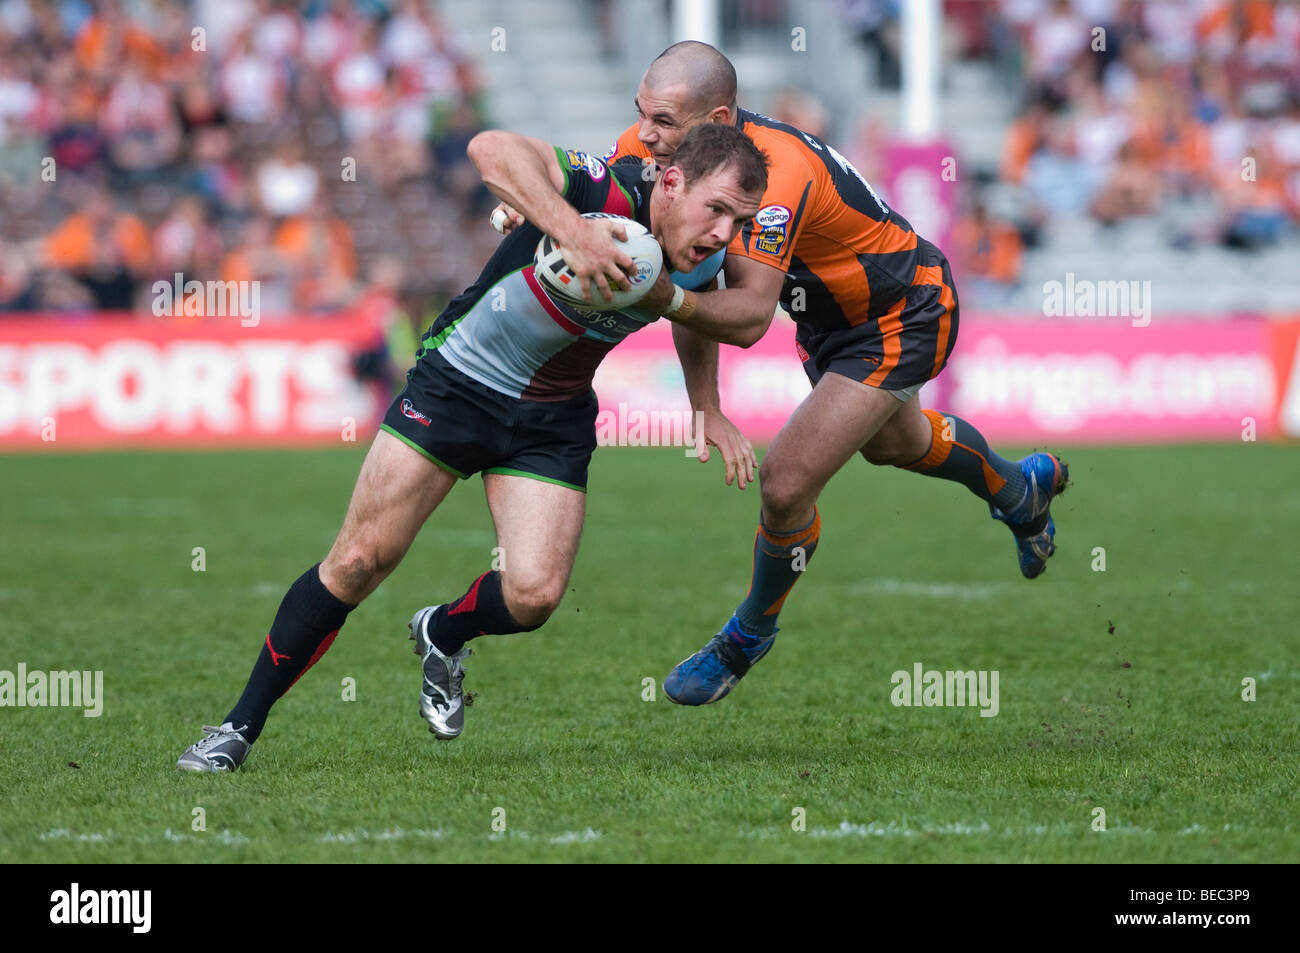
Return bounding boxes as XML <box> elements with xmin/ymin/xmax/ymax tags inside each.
<box><xmin>1</xmin><ymin>442</ymin><xmax>1296</xmax><ymax>862</ymax></box>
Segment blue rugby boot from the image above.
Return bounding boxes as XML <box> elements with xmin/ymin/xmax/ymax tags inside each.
<box><xmin>989</xmin><ymin>452</ymin><xmax>1069</xmax><ymax>579</ymax></box>
<box><xmin>664</xmin><ymin>615</ymin><xmax>776</xmax><ymax>705</ymax></box>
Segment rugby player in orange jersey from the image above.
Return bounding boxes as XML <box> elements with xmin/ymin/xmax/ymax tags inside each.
<box><xmin>494</xmin><ymin>42</ymin><xmax>1070</xmax><ymax>706</ymax></box>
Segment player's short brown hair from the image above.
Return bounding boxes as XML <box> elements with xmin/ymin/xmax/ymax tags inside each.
<box><xmin>669</xmin><ymin>123</ymin><xmax>769</xmax><ymax>196</ymax></box>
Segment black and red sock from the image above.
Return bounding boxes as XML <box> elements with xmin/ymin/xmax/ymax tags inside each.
<box><xmin>225</xmin><ymin>564</ymin><xmax>355</xmax><ymax>743</ymax></box>
<box><xmin>430</xmin><ymin>570</ymin><xmax>539</xmax><ymax>656</ymax></box>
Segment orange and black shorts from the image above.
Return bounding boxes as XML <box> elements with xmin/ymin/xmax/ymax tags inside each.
<box><xmin>796</xmin><ymin>239</ymin><xmax>959</xmax><ymax>393</ymax></box>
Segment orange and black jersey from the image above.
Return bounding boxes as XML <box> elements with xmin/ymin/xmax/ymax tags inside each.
<box><xmin>609</xmin><ymin>109</ymin><xmax>927</xmax><ymax>333</ymax></box>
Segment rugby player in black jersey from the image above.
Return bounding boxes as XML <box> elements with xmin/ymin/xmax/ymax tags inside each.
<box><xmin>177</xmin><ymin>123</ymin><xmax>768</xmax><ymax>771</ymax></box>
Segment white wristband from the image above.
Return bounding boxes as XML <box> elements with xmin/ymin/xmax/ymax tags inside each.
<box><xmin>666</xmin><ymin>284</ymin><xmax>685</xmax><ymax>316</ymax></box>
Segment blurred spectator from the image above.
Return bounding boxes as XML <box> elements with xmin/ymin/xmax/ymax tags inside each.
<box><xmin>192</xmin><ymin>0</ymin><xmax>257</xmax><ymax>56</ymax></box>
<box><xmin>1090</xmin><ymin>139</ymin><xmax>1162</xmax><ymax>224</ymax></box>
<box><xmin>1023</xmin><ymin>113</ymin><xmax>1101</xmax><ymax>216</ymax></box>
<box><xmin>46</xmin><ymin>70</ymin><xmax>108</xmax><ymax>178</ymax></box>
<box><xmin>350</xmin><ymin>254</ymin><xmax>418</xmax><ymax>392</ymax></box>
<box><xmin>176</xmin><ymin>76</ymin><xmax>228</xmax><ymax>136</ymax></box>
<box><xmin>0</xmin><ymin>240</ymin><xmax>37</xmax><ymax>311</ymax></box>
<box><xmin>302</xmin><ymin>0</ymin><xmax>355</xmax><ymax>72</ymax></box>
<box><xmin>252</xmin><ymin>0</ymin><xmax>302</xmax><ymax>63</ymax></box>
<box><xmin>154</xmin><ymin>195</ymin><xmax>222</xmax><ymax>276</ymax></box>
<box><xmin>954</xmin><ymin>199</ymin><xmax>1024</xmax><ymax>291</ymax></box>
<box><xmin>219</xmin><ymin>215</ymin><xmax>293</xmax><ymax>317</ymax></box>
<box><xmin>431</xmin><ymin>99</ymin><xmax>491</xmax><ymax>215</ymax></box>
<box><xmin>44</xmin><ymin>191</ymin><xmax>147</xmax><ymax>310</ymax></box>
<box><xmin>272</xmin><ymin>196</ymin><xmax>357</xmax><ymax>311</ymax></box>
<box><xmin>101</xmin><ymin>61</ymin><xmax>183</xmax><ymax>185</ymax></box>
<box><xmin>769</xmin><ymin>87</ymin><xmax>831</xmax><ymax>141</ymax></box>
<box><xmin>256</xmin><ymin>136</ymin><xmax>319</xmax><ymax>217</ymax></box>
<box><xmin>1026</xmin><ymin>0</ymin><xmax>1087</xmax><ymax>87</ymax></box>
<box><xmin>367</xmin><ymin>66</ymin><xmax>433</xmax><ymax>191</ymax></box>
<box><xmin>381</xmin><ymin>0</ymin><xmax>438</xmax><ymax>68</ymax></box>
<box><xmin>44</xmin><ymin>190</ymin><xmax>151</xmax><ymax>280</ymax></box>
<box><xmin>1071</xmin><ymin>81</ymin><xmax>1132</xmax><ymax>171</ymax></box>
<box><xmin>332</xmin><ymin>18</ymin><xmax>385</xmax><ymax>140</ymax></box>
<box><xmin>220</xmin><ymin>25</ymin><xmax>288</xmax><ymax>124</ymax></box>
<box><xmin>840</xmin><ymin>0</ymin><xmax>901</xmax><ymax>89</ymax></box>
<box><xmin>73</xmin><ymin>0</ymin><xmax>166</xmax><ymax>80</ymax></box>
<box><xmin>0</xmin><ymin>44</ymin><xmax>38</xmax><ymax>148</ymax></box>
<box><xmin>1218</xmin><ymin>143</ymin><xmax>1290</xmax><ymax>248</ymax></box>
<box><xmin>999</xmin><ymin>98</ymin><xmax>1051</xmax><ymax>185</ymax></box>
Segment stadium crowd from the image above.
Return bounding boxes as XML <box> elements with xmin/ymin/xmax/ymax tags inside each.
<box><xmin>835</xmin><ymin>0</ymin><xmax>1298</xmax><ymax>294</ymax></box>
<box><xmin>952</xmin><ymin>0</ymin><xmax>1300</xmax><ymax>290</ymax></box>
<box><xmin>0</xmin><ymin>0</ymin><xmax>494</xmax><ymax>327</ymax></box>
<box><xmin>2</xmin><ymin>0</ymin><xmax>1297</xmax><ymax>318</ymax></box>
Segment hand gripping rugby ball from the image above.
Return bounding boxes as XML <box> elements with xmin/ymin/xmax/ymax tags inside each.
<box><xmin>534</xmin><ymin>213</ymin><xmax>663</xmax><ymax>311</ymax></box>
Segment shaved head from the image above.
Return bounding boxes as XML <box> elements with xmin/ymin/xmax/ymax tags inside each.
<box><xmin>644</xmin><ymin>41</ymin><xmax>737</xmax><ymax>116</ymax></box>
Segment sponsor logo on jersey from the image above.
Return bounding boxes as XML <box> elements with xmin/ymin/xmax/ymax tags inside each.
<box><xmin>602</xmin><ymin>140</ymin><xmax>619</xmax><ymax>161</ymax></box>
<box><xmin>755</xmin><ymin>224</ymin><xmax>787</xmax><ymax>256</ymax></box>
<box><xmin>401</xmin><ymin>398</ymin><xmax>433</xmax><ymax>427</ymax></box>
<box><xmin>753</xmin><ymin>204</ymin><xmax>792</xmax><ymax>255</ymax></box>
<box><xmin>755</xmin><ymin>205</ymin><xmax>791</xmax><ymax>228</ymax></box>
<box><xmin>564</xmin><ymin>150</ymin><xmax>607</xmax><ymax>181</ymax></box>
<box><xmin>564</xmin><ymin>149</ymin><xmax>605</xmax><ymax>181</ymax></box>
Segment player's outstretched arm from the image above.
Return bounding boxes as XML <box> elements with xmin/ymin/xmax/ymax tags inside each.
<box><xmin>638</xmin><ymin>255</ymin><xmax>784</xmax><ymax>347</ymax></box>
<box><xmin>672</xmin><ymin>319</ymin><xmax>756</xmax><ymax>489</ymax></box>
<box><xmin>467</xmin><ymin>130</ymin><xmax>635</xmax><ymax>303</ymax></box>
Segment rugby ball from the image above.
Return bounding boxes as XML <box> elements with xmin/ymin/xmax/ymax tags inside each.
<box><xmin>534</xmin><ymin>213</ymin><xmax>662</xmax><ymax>311</ymax></box>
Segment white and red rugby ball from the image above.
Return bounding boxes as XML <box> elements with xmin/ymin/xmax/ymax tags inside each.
<box><xmin>534</xmin><ymin>213</ymin><xmax>662</xmax><ymax>311</ymax></box>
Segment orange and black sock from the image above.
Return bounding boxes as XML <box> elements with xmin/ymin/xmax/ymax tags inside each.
<box><xmin>734</xmin><ymin>508</ymin><xmax>821</xmax><ymax>637</ymax></box>
<box><xmin>902</xmin><ymin>410</ymin><xmax>1026</xmax><ymax>510</ymax></box>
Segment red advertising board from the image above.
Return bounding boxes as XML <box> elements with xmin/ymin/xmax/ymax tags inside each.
<box><xmin>0</xmin><ymin>317</ymin><xmax>382</xmax><ymax>449</ymax></box>
<box><xmin>3</xmin><ymin>313</ymin><xmax>1292</xmax><ymax>449</ymax></box>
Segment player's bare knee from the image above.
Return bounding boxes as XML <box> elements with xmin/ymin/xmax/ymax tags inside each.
<box><xmin>322</xmin><ymin>550</ymin><xmax>388</xmax><ymax>602</ymax></box>
<box><xmin>861</xmin><ymin>440</ymin><xmax>906</xmax><ymax>466</ymax></box>
<box><xmin>501</xmin><ymin>575</ymin><xmax>561</xmax><ymax>628</ymax></box>
<box><xmin>759</xmin><ymin>467</ymin><xmax>811</xmax><ymax>525</ymax></box>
